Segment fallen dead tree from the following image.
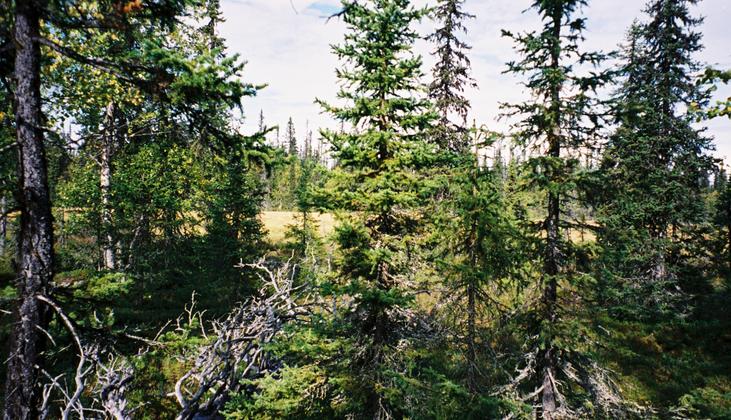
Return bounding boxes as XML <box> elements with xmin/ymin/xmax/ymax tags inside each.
<box><xmin>173</xmin><ymin>257</ymin><xmax>315</xmax><ymax>419</ymax></box>
<box><xmin>493</xmin><ymin>343</ymin><xmax>652</xmax><ymax>420</ymax></box>
<box><xmin>34</xmin><ymin>256</ymin><xmax>314</xmax><ymax>419</ymax></box>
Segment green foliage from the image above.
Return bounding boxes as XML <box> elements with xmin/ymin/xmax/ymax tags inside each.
<box><xmin>312</xmin><ymin>1</ymin><xmax>447</xmax><ymax>415</ymax></box>
<box><xmin>48</xmin><ymin>0</ymin><xmax>270</xmax><ymax>321</ymax></box>
<box><xmin>674</xmin><ymin>383</ymin><xmax>731</xmax><ymax>419</ymax></box>
<box><xmin>501</xmin><ymin>0</ymin><xmax>613</xmax><ymax>414</ymax></box>
<box><xmin>428</xmin><ymin>150</ymin><xmax>531</xmax><ymax>392</ymax></box>
<box><xmin>694</xmin><ymin>67</ymin><xmax>731</xmax><ymax>120</ymax></box>
<box><xmin>318</xmin><ymin>0</ymin><xmax>436</xmax><ymax>301</ymax></box>
<box><xmin>596</xmin><ymin>0</ymin><xmax>716</xmax><ymax>319</ymax></box>
<box><xmin>283</xmin><ymin>157</ymin><xmax>328</xmax><ymax>258</ymax></box>
<box><xmin>225</xmin><ymin>319</ymin><xmax>522</xmax><ymax>420</ymax></box>
<box><xmin>428</xmin><ymin>0</ymin><xmax>475</xmax><ymax>152</ymax></box>
<box><xmin>224</xmin><ymin>364</ymin><xmax>337</xmax><ymax>419</ymax></box>
<box><xmin>224</xmin><ymin>319</ymin><xmax>359</xmax><ymax>418</ymax></box>
<box><xmin>2</xmin><ymin>0</ymin><xmax>731</xmax><ymax>417</ymax></box>
<box><xmin>266</xmin><ymin>158</ymin><xmax>300</xmax><ymax>211</ymax></box>
<box><xmin>72</xmin><ymin>272</ymin><xmax>132</xmax><ymax>301</ymax></box>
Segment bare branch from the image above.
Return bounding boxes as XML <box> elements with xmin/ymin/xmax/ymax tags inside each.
<box><xmin>36</xmin><ymin>295</ymin><xmax>89</xmax><ymax>420</ymax></box>
<box><xmin>173</xmin><ymin>257</ymin><xmax>316</xmax><ymax>419</ymax></box>
<box><xmin>0</xmin><ymin>141</ymin><xmax>16</xmax><ymax>154</ymax></box>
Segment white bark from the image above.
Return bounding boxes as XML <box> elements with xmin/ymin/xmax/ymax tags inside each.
<box><xmin>101</xmin><ymin>101</ymin><xmax>116</xmax><ymax>270</ymax></box>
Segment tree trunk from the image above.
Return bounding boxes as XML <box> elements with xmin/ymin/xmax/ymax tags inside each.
<box><xmin>651</xmin><ymin>227</ymin><xmax>667</xmax><ymax>282</ymax></box>
<box><xmin>540</xmin><ymin>8</ymin><xmax>562</xmax><ymax>419</ymax></box>
<box><xmin>541</xmin><ymin>170</ymin><xmax>560</xmax><ymax>420</ymax></box>
<box><xmin>0</xmin><ymin>195</ymin><xmax>6</xmax><ymax>256</ymax></box>
<box><xmin>101</xmin><ymin>101</ymin><xmax>116</xmax><ymax>270</ymax></box>
<box><xmin>541</xmin><ymin>346</ymin><xmax>557</xmax><ymax>419</ymax></box>
<box><xmin>4</xmin><ymin>0</ymin><xmax>54</xmax><ymax>417</ymax></box>
<box><xmin>466</xmin><ymin>277</ymin><xmax>477</xmax><ymax>392</ymax></box>
<box><xmin>466</xmin><ymin>216</ymin><xmax>478</xmax><ymax>392</ymax></box>
<box><xmin>727</xmin><ymin>199</ymin><xmax>731</xmax><ymax>274</ymax></box>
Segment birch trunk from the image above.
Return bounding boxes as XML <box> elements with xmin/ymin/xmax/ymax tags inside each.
<box><xmin>101</xmin><ymin>101</ymin><xmax>116</xmax><ymax>270</ymax></box>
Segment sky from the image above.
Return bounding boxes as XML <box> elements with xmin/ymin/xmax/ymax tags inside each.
<box><xmin>218</xmin><ymin>0</ymin><xmax>731</xmax><ymax>161</ymax></box>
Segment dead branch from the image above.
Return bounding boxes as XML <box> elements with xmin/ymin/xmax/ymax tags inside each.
<box><xmin>96</xmin><ymin>356</ymin><xmax>134</xmax><ymax>420</ymax></box>
<box><xmin>173</xmin><ymin>257</ymin><xmax>316</xmax><ymax>419</ymax></box>
<box><xmin>35</xmin><ymin>295</ymin><xmax>136</xmax><ymax>419</ymax></box>
<box><xmin>32</xmin><ymin>256</ymin><xmax>319</xmax><ymax>419</ymax></box>
<box><xmin>37</xmin><ymin>295</ymin><xmax>90</xmax><ymax>420</ymax></box>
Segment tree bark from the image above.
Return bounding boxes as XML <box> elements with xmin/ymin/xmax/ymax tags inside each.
<box><xmin>0</xmin><ymin>195</ymin><xmax>6</xmax><ymax>256</ymax></box>
<box><xmin>4</xmin><ymin>0</ymin><xmax>54</xmax><ymax>417</ymax></box>
<box><xmin>541</xmin><ymin>140</ymin><xmax>560</xmax><ymax>420</ymax></box>
<box><xmin>101</xmin><ymin>101</ymin><xmax>116</xmax><ymax>270</ymax></box>
<box><xmin>651</xmin><ymin>229</ymin><xmax>667</xmax><ymax>282</ymax></box>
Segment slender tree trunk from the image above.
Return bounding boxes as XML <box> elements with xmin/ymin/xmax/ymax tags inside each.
<box><xmin>653</xmin><ymin>8</ymin><xmax>673</xmax><ymax>285</ymax></box>
<box><xmin>465</xmin><ymin>213</ymin><xmax>478</xmax><ymax>392</ymax></box>
<box><xmin>540</xmin><ymin>8</ymin><xmax>562</xmax><ymax>419</ymax></box>
<box><xmin>650</xmin><ymin>225</ymin><xmax>667</xmax><ymax>282</ymax></box>
<box><xmin>727</xmin><ymin>193</ymin><xmax>731</xmax><ymax>273</ymax></box>
<box><xmin>727</xmin><ymin>225</ymin><xmax>731</xmax><ymax>275</ymax></box>
<box><xmin>101</xmin><ymin>101</ymin><xmax>116</xmax><ymax>270</ymax></box>
<box><xmin>301</xmin><ymin>208</ymin><xmax>308</xmax><ymax>252</ymax></box>
<box><xmin>542</xmin><ymin>172</ymin><xmax>560</xmax><ymax>420</ymax></box>
<box><xmin>0</xmin><ymin>195</ymin><xmax>7</xmax><ymax>256</ymax></box>
<box><xmin>466</xmin><ymin>276</ymin><xmax>477</xmax><ymax>391</ymax></box>
<box><xmin>4</xmin><ymin>0</ymin><xmax>54</xmax><ymax>417</ymax></box>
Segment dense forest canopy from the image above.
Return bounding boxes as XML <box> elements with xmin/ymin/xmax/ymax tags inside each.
<box><xmin>0</xmin><ymin>0</ymin><xmax>730</xmax><ymax>419</ymax></box>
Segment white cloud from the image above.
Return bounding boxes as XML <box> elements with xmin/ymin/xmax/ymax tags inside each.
<box><xmin>220</xmin><ymin>0</ymin><xmax>731</xmax><ymax>161</ymax></box>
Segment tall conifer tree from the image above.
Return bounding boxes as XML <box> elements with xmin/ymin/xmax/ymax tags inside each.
<box><xmin>502</xmin><ymin>1</ymin><xmax>611</xmax><ymax>417</ymax></box>
<box><xmin>433</xmin><ymin>150</ymin><xmax>523</xmax><ymax>392</ymax></box>
<box><xmin>428</xmin><ymin>0</ymin><xmax>475</xmax><ymax>152</ymax></box>
<box><xmin>286</xmin><ymin>117</ymin><xmax>297</xmax><ymax>156</ymax></box>
<box><xmin>598</xmin><ymin>0</ymin><xmax>715</xmax><ymax>313</ymax></box>
<box><xmin>318</xmin><ymin>0</ymin><xmax>435</xmax><ymax>416</ymax></box>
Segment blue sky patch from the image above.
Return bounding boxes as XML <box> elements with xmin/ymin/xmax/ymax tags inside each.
<box><xmin>306</xmin><ymin>1</ymin><xmax>341</xmax><ymax>16</ymax></box>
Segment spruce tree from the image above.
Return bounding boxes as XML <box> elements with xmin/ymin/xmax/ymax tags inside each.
<box><xmin>433</xmin><ymin>147</ymin><xmax>524</xmax><ymax>393</ymax></box>
<box><xmin>598</xmin><ymin>0</ymin><xmax>715</xmax><ymax>314</ymax></box>
<box><xmin>258</xmin><ymin>109</ymin><xmax>265</xmax><ymax>133</ymax></box>
<box><xmin>305</xmin><ymin>125</ymin><xmax>313</xmax><ymax>160</ymax></box>
<box><xmin>428</xmin><ymin>0</ymin><xmax>475</xmax><ymax>152</ymax></box>
<box><xmin>712</xmin><ymin>168</ymin><xmax>731</xmax><ymax>278</ymax></box>
<box><xmin>203</xmin><ymin>0</ymin><xmax>224</xmax><ymax>50</ymax></box>
<box><xmin>285</xmin><ymin>155</ymin><xmax>321</xmax><ymax>257</ymax></box>
<box><xmin>318</xmin><ymin>0</ymin><xmax>435</xmax><ymax>416</ymax></box>
<box><xmin>286</xmin><ymin>117</ymin><xmax>297</xmax><ymax>156</ymax></box>
<box><xmin>502</xmin><ymin>1</ymin><xmax>612</xmax><ymax>416</ymax></box>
